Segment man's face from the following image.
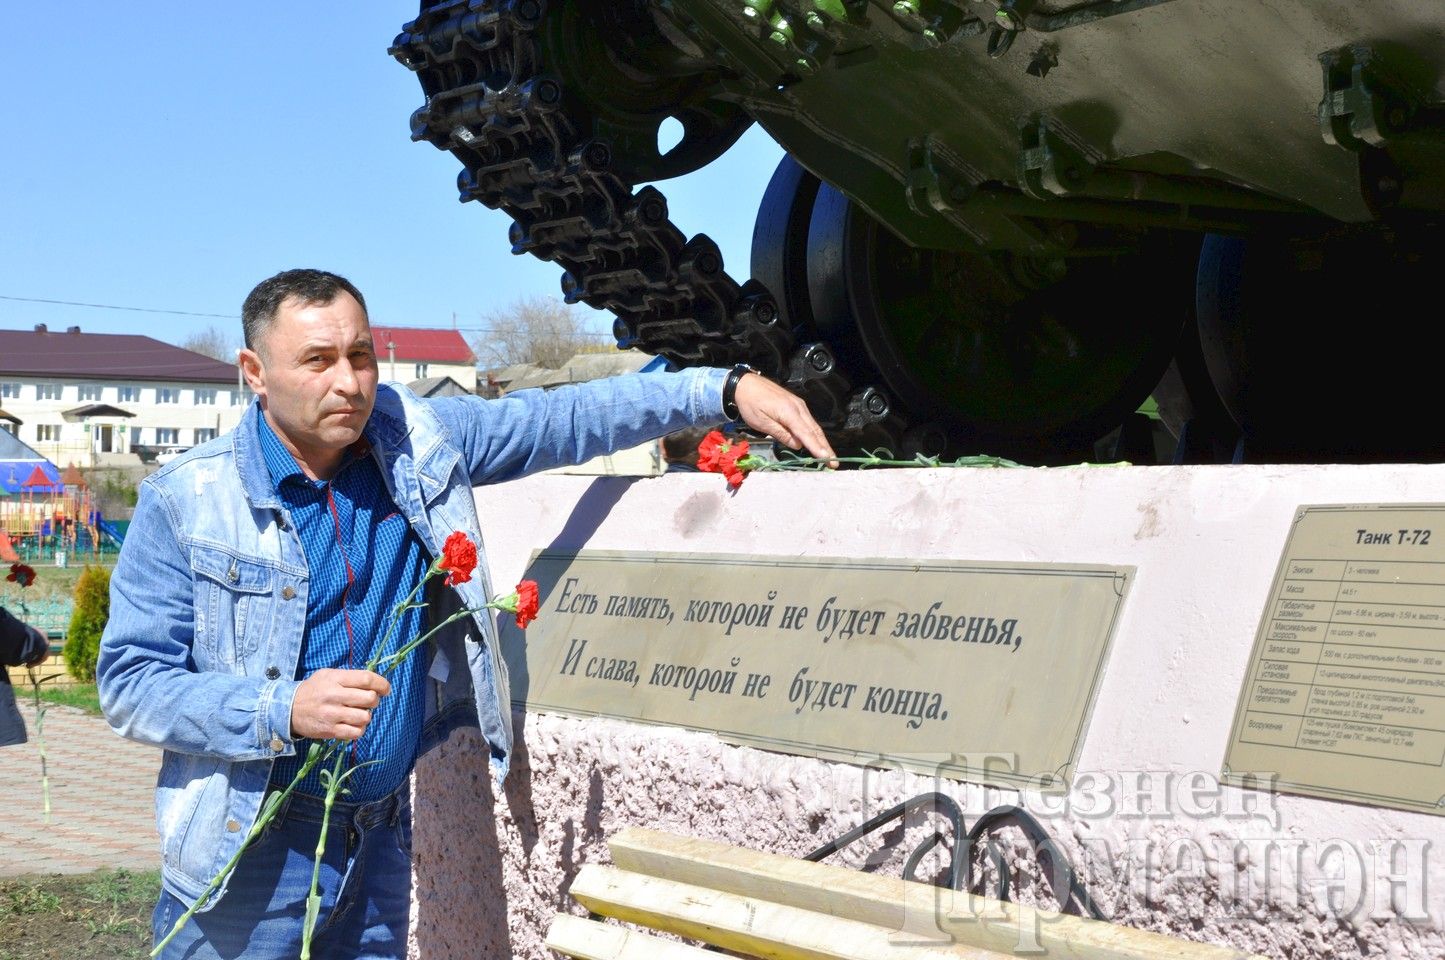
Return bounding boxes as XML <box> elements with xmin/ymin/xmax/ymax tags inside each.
<box><xmin>239</xmin><ymin>292</ymin><xmax>377</xmax><ymax>478</ymax></box>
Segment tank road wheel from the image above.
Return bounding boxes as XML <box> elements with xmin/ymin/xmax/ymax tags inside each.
<box><xmin>751</xmin><ymin>155</ymin><xmax>822</xmax><ymax>339</ymax></box>
<box><xmin>1196</xmin><ymin>231</ymin><xmax>1445</xmax><ymax>463</ymax></box>
<box><xmin>536</xmin><ymin>0</ymin><xmax>753</xmax><ymax>183</ymax></box>
<box><xmin>796</xmin><ymin>180</ymin><xmax>1193</xmax><ymax>465</ymax></box>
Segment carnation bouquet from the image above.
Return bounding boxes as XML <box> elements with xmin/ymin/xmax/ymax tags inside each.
<box><xmin>152</xmin><ymin>532</ymin><xmax>540</xmax><ymax>958</ymax></box>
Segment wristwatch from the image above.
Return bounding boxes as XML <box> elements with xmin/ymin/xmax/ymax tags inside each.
<box><xmin>721</xmin><ymin>363</ymin><xmax>755</xmax><ymax>422</ymax></box>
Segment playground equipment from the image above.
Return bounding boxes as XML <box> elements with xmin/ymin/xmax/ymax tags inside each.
<box><xmin>0</xmin><ymin>464</ymin><xmax>123</xmax><ymax>565</ymax></box>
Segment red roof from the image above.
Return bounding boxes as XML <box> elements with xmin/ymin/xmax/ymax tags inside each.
<box><xmin>22</xmin><ymin>465</ymin><xmax>52</xmax><ymax>488</ymax></box>
<box><xmin>0</xmin><ymin>326</ymin><xmax>237</xmax><ymax>383</ymax></box>
<box><xmin>370</xmin><ymin>327</ymin><xmax>475</xmax><ymax>364</ymax></box>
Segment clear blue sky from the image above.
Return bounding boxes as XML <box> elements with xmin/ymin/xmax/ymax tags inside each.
<box><xmin>0</xmin><ymin>3</ymin><xmax>783</xmax><ymax>351</ymax></box>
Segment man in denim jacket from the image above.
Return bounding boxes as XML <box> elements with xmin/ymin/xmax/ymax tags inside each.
<box><xmin>97</xmin><ymin>268</ymin><xmax>833</xmax><ymax>959</ymax></box>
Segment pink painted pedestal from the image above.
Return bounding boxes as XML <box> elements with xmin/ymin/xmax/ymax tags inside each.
<box><xmin>408</xmin><ymin>465</ymin><xmax>1445</xmax><ymax>960</ymax></box>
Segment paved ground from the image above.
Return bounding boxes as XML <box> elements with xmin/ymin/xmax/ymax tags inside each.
<box><xmin>0</xmin><ymin>700</ymin><xmax>162</xmax><ymax>878</ymax></box>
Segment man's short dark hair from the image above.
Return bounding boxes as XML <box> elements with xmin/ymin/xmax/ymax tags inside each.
<box><xmin>241</xmin><ymin>269</ymin><xmax>368</xmax><ymax>353</ymax></box>
<box><xmin>662</xmin><ymin>425</ymin><xmax>717</xmax><ymax>464</ymax></box>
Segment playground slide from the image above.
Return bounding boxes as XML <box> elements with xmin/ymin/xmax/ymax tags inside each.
<box><xmin>97</xmin><ymin>519</ymin><xmax>126</xmax><ymax>547</ymax></box>
<box><xmin>0</xmin><ymin>531</ymin><xmax>17</xmax><ymax>563</ymax></box>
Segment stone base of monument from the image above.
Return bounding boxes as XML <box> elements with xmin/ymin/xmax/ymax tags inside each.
<box><xmin>549</xmin><ymin>826</ymin><xmax>1268</xmax><ymax>960</ymax></box>
<box><xmin>409</xmin><ymin>465</ymin><xmax>1445</xmax><ymax>960</ymax></box>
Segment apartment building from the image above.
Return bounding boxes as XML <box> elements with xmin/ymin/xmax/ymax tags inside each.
<box><xmin>0</xmin><ymin>324</ymin><xmax>246</xmax><ymax>467</ymax></box>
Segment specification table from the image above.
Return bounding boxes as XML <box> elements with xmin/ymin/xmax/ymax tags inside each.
<box><xmin>1225</xmin><ymin>505</ymin><xmax>1445</xmax><ymax>815</ymax></box>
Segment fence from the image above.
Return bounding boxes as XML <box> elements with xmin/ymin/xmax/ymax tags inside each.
<box><xmin>13</xmin><ymin>597</ymin><xmax>75</xmax><ymax>686</ymax></box>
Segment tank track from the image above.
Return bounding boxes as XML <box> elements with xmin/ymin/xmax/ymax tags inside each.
<box><xmin>390</xmin><ymin>0</ymin><xmax>918</xmax><ymax>454</ymax></box>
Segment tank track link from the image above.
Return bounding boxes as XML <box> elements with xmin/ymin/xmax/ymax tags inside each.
<box><xmin>390</xmin><ymin>0</ymin><xmax>919</xmax><ymax>454</ymax></box>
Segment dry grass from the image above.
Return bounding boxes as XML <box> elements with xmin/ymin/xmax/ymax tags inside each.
<box><xmin>0</xmin><ymin>869</ymin><xmax>158</xmax><ymax>960</ymax></box>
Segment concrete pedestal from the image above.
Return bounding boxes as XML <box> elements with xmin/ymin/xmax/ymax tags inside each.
<box><xmin>409</xmin><ymin>464</ymin><xmax>1445</xmax><ymax>960</ymax></box>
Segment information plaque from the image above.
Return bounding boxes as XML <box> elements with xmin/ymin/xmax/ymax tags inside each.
<box><xmin>1223</xmin><ymin>504</ymin><xmax>1445</xmax><ymax>815</ymax></box>
<box><xmin>499</xmin><ymin>550</ymin><xmax>1131</xmax><ymax>788</ymax></box>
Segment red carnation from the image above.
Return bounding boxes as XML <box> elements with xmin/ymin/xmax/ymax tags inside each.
<box><xmin>6</xmin><ymin>563</ymin><xmax>36</xmax><ymax>588</ymax></box>
<box><xmin>697</xmin><ymin>430</ymin><xmax>752</xmax><ymax>487</ymax></box>
<box><xmin>514</xmin><ymin>580</ymin><xmax>540</xmax><ymax>629</ymax></box>
<box><xmin>697</xmin><ymin>430</ymin><xmax>728</xmax><ymax>472</ymax></box>
<box><xmin>491</xmin><ymin>579</ymin><xmax>540</xmax><ymax>630</ymax></box>
<box><xmin>439</xmin><ymin>531</ymin><xmax>478</xmax><ymax>588</ymax></box>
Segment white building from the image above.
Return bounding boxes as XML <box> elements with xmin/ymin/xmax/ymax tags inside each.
<box><xmin>371</xmin><ymin>326</ymin><xmax>478</xmax><ymax>393</ymax></box>
<box><xmin>510</xmin><ymin>351</ymin><xmax>713</xmax><ymax>478</ymax></box>
<box><xmin>0</xmin><ymin>324</ymin><xmax>247</xmax><ymax>467</ymax></box>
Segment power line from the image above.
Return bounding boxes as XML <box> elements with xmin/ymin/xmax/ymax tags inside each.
<box><xmin>0</xmin><ymin>294</ymin><xmax>239</xmax><ymax>319</ymax></box>
<box><xmin>0</xmin><ymin>295</ymin><xmax>614</xmax><ymax>337</ymax></box>
<box><xmin>449</xmin><ymin>326</ymin><xmax>613</xmax><ymax>337</ymax></box>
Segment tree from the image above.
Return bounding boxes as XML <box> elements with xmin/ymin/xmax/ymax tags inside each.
<box><xmin>473</xmin><ymin>295</ymin><xmax>610</xmax><ymax>369</ymax></box>
<box><xmin>64</xmin><ymin>565</ymin><xmax>111</xmax><ymax>683</ymax></box>
<box><xmin>181</xmin><ymin>325</ymin><xmax>241</xmax><ymax>362</ymax></box>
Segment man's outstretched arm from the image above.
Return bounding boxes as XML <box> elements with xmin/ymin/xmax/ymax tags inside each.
<box><xmin>434</xmin><ymin>366</ymin><xmax>836</xmax><ymax>484</ymax></box>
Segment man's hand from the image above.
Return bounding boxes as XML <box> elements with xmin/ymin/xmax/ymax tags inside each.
<box><xmin>732</xmin><ymin>372</ymin><xmax>838</xmax><ymax>466</ymax></box>
<box><xmin>291</xmin><ymin>668</ymin><xmax>391</xmax><ymax>741</ymax></box>
<box><xmin>21</xmin><ymin>621</ymin><xmax>49</xmax><ymax>667</ymax></box>
<box><xmin>23</xmin><ymin>627</ymin><xmax>50</xmax><ymax>668</ymax></box>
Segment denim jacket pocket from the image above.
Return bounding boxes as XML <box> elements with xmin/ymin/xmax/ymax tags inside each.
<box><xmin>191</xmin><ymin>545</ymin><xmax>274</xmax><ymax>668</ymax></box>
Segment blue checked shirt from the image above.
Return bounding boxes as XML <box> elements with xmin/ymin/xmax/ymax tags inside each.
<box><xmin>258</xmin><ymin>409</ymin><xmax>428</xmax><ymax>802</ymax></box>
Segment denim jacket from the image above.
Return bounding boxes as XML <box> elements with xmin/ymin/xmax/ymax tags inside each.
<box><xmin>97</xmin><ymin>369</ymin><xmax>725</xmax><ymax>907</ymax></box>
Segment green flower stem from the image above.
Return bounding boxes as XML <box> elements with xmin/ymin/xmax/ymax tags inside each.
<box><xmin>743</xmin><ymin>451</ymin><xmax>1025</xmax><ymax>471</ymax></box>
<box><xmin>17</xmin><ymin>597</ymin><xmax>50</xmax><ymax>824</ymax></box>
<box><xmin>25</xmin><ymin>667</ymin><xmax>50</xmax><ymax>823</ymax></box>
<box><xmin>301</xmin><ymin>749</ymin><xmax>349</xmax><ymax>955</ymax></box>
<box><xmin>368</xmin><ymin>606</ymin><xmax>476</xmax><ymax>676</ymax></box>
<box><xmin>150</xmin><ymin>741</ymin><xmax>331</xmax><ymax>957</ymax></box>
<box><xmin>367</xmin><ymin>562</ymin><xmax>443</xmax><ymax>673</ymax></box>
<box><xmin>300</xmin><ymin>751</ymin><xmax>377</xmax><ymax>958</ymax></box>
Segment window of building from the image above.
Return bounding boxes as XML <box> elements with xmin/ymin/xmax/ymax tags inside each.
<box><xmin>194</xmin><ymin>428</ymin><xmax>218</xmax><ymax>443</ymax></box>
<box><xmin>35</xmin><ymin>384</ymin><xmax>62</xmax><ymax>401</ymax></box>
<box><xmin>78</xmin><ymin>384</ymin><xmax>103</xmax><ymax>401</ymax></box>
<box><xmin>231</xmin><ymin>390</ymin><xmax>246</xmax><ymax>406</ymax></box>
<box><xmin>36</xmin><ymin>424</ymin><xmax>60</xmax><ymax>442</ymax></box>
<box><xmin>118</xmin><ymin>386</ymin><xmax>140</xmax><ymax>403</ymax></box>
<box><xmin>195</xmin><ymin>388</ymin><xmax>217</xmax><ymax>406</ymax></box>
<box><xmin>156</xmin><ymin>428</ymin><xmax>179</xmax><ymax>445</ymax></box>
<box><xmin>157</xmin><ymin>387</ymin><xmax>181</xmax><ymax>404</ymax></box>
<box><xmin>414</xmin><ymin>362</ymin><xmax>429</xmax><ymax>379</ymax></box>
<box><xmin>0</xmin><ymin>383</ymin><xmax>20</xmax><ymax>399</ymax></box>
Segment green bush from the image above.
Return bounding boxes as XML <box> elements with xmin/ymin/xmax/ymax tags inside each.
<box><xmin>64</xmin><ymin>565</ymin><xmax>111</xmax><ymax>683</ymax></box>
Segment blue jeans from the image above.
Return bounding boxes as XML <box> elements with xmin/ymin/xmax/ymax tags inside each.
<box><xmin>151</xmin><ymin>786</ymin><xmax>412</xmax><ymax>960</ymax></box>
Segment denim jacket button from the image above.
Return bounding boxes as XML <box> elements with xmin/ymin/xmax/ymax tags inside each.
<box><xmin>265</xmin><ymin>666</ymin><xmax>280</xmax><ymax>680</ymax></box>
<box><xmin>281</xmin><ymin>586</ymin><xmax>296</xmax><ymax>600</ymax></box>
<box><xmin>225</xmin><ymin>819</ymin><xmax>241</xmax><ymax>832</ymax></box>
<box><xmin>270</xmin><ymin>737</ymin><xmax>285</xmax><ymax>752</ymax></box>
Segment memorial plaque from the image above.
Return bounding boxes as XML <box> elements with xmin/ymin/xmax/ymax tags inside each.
<box><xmin>499</xmin><ymin>549</ymin><xmax>1131</xmax><ymax>788</ymax></box>
<box><xmin>1223</xmin><ymin>504</ymin><xmax>1445</xmax><ymax>815</ymax></box>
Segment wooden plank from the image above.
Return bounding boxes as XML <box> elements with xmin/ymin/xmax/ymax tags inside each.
<box><xmin>607</xmin><ymin>828</ymin><xmax>1267</xmax><ymax>960</ymax></box>
<box><xmin>544</xmin><ymin>914</ymin><xmax>720</xmax><ymax>960</ymax></box>
<box><xmin>568</xmin><ymin>863</ymin><xmax>1017</xmax><ymax>960</ymax></box>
